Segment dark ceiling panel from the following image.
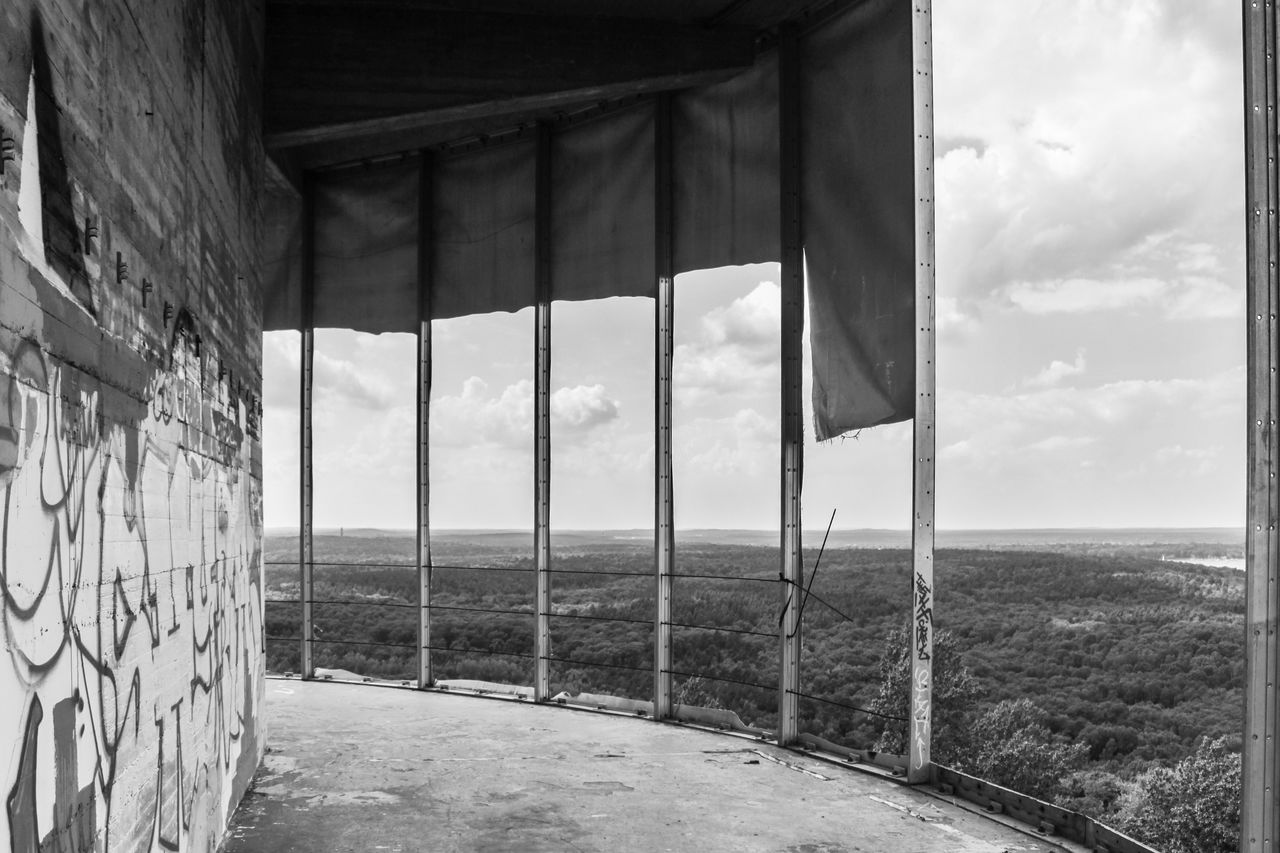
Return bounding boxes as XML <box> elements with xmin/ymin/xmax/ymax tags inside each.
<box><xmin>267</xmin><ymin>4</ymin><xmax>757</xmax><ymax>132</ymax></box>
<box><xmin>267</xmin><ymin>0</ymin><xmax>770</xmax><ymax>26</ymax></box>
<box><xmin>263</xmin><ymin>0</ymin><xmax>848</xmax><ymax>169</ymax></box>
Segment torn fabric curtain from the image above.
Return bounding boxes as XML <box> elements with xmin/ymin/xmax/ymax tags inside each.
<box><xmin>260</xmin><ymin>0</ymin><xmax>918</xmax><ymax>436</ymax></box>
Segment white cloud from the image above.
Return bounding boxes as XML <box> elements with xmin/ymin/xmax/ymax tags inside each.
<box><xmin>431</xmin><ymin>377</ymin><xmax>621</xmax><ymax>449</ymax></box>
<box><xmin>312</xmin><ymin>351</ymin><xmax>397</xmax><ymax>410</ymax></box>
<box><xmin>1163</xmin><ymin>278</ymin><xmax>1243</xmax><ymax>320</ymax></box>
<box><xmin>675</xmin><ymin>281</ymin><xmax>780</xmax><ymax>403</ymax></box>
<box><xmin>1002</xmin><ymin>276</ymin><xmax>1242</xmax><ymax>319</ymax></box>
<box><xmin>1025</xmin><ymin>350</ymin><xmax>1086</xmax><ymax>388</ymax></box>
<box><xmin>677</xmin><ymin>408</ymin><xmax>774</xmax><ymax>477</ymax></box>
<box><xmin>1005</xmin><ymin>279</ymin><xmax>1164</xmax><ymax>315</ymax></box>
<box><xmin>261</xmin><ymin>330</ymin><xmax>405</xmax><ymax>411</ymax></box>
<box><xmin>940</xmin><ymin>368</ymin><xmax>1241</xmax><ymax>472</ymax></box>
<box><xmin>1027</xmin><ymin>435</ymin><xmax>1096</xmax><ymax>453</ymax></box>
<box><xmin>1155</xmin><ymin>443</ymin><xmax>1224</xmax><ymax>477</ymax></box>
<box><xmin>934</xmin><ymin>0</ymin><xmax>1244</xmax><ymax>319</ymax></box>
<box><xmin>936</xmin><ymin>296</ymin><xmax>980</xmax><ymax>340</ymax></box>
<box><xmin>432</xmin><ymin>377</ymin><xmax>532</xmax><ymax>449</ymax></box>
<box><xmin>702</xmin><ymin>281</ymin><xmax>780</xmax><ymax>348</ymax></box>
<box><xmin>262</xmin><ymin>332</ymin><xmax>301</xmax><ymax>409</ymax></box>
<box><xmin>551</xmin><ymin>384</ymin><xmax>620</xmax><ymax>433</ymax></box>
<box><xmin>936</xmin><ymin>367</ymin><xmax>1244</xmax><ymax>527</ymax></box>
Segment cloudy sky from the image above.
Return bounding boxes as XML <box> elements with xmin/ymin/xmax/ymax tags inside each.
<box><xmin>263</xmin><ymin>0</ymin><xmax>1246</xmax><ymax>532</ymax></box>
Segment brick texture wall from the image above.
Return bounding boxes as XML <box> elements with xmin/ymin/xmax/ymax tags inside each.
<box><xmin>0</xmin><ymin>0</ymin><xmax>265</xmax><ymax>850</ymax></box>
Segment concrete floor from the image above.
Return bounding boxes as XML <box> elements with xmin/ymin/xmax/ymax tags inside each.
<box><xmin>222</xmin><ymin>679</ymin><xmax>1072</xmax><ymax>853</ymax></box>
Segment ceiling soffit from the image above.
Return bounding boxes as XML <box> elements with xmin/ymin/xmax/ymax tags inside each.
<box><xmin>265</xmin><ymin>0</ymin><xmax>843</xmax><ymax>170</ymax></box>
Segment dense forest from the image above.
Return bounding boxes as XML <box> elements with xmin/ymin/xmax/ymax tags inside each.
<box><xmin>262</xmin><ymin>532</ymin><xmax>1245</xmax><ymax>852</ymax></box>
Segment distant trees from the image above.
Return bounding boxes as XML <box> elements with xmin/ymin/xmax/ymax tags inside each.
<box><xmin>868</xmin><ymin>621</ymin><xmax>1242</xmax><ymax>850</ymax></box>
<box><xmin>261</xmin><ymin>536</ymin><xmax>1249</xmax><ymax>850</ymax></box>
<box><xmin>959</xmin><ymin>698</ymin><xmax>1087</xmax><ymax>801</ymax></box>
<box><xmin>869</xmin><ymin>625</ymin><xmax>1084</xmax><ymax>800</ymax></box>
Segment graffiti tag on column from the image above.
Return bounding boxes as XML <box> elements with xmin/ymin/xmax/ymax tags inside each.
<box><xmin>914</xmin><ymin>571</ymin><xmax>932</xmax><ymax>661</ymax></box>
<box><xmin>911</xmin><ymin>571</ymin><xmax>933</xmax><ymax>770</ymax></box>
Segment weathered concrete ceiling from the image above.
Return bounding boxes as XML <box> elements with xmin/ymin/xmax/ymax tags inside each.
<box><xmin>264</xmin><ymin>0</ymin><xmax>836</xmax><ymax>170</ymax></box>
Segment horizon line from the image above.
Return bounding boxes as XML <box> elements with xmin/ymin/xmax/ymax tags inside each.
<box><xmin>262</xmin><ymin>524</ymin><xmax>1246</xmax><ymax>533</ymax></box>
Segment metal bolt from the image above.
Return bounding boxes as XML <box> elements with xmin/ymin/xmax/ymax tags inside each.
<box><xmin>83</xmin><ymin>217</ymin><xmax>99</xmax><ymax>255</ymax></box>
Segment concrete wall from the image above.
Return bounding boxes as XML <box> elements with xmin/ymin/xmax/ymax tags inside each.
<box><xmin>0</xmin><ymin>0</ymin><xmax>265</xmax><ymax>850</ymax></box>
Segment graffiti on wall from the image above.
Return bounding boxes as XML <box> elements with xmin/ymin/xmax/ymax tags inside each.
<box><xmin>0</xmin><ymin>327</ymin><xmax>262</xmax><ymax>852</ymax></box>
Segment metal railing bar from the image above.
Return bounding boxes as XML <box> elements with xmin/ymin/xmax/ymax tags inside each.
<box><xmin>544</xmin><ymin>655</ymin><xmax>650</xmax><ymax>674</ymax></box>
<box><xmin>669</xmin><ymin>621</ymin><xmax>775</xmax><ymax>639</ymax></box>
<box><xmin>310</xmin><ymin>598</ymin><xmax>416</xmax><ymax>609</ymax></box>
<box><xmin>268</xmin><ymin>598</ymin><xmax>418</xmax><ymax>609</ymax></box>
<box><xmin>265</xmin><ymin>560</ymin><xmax>417</xmax><ymax>569</ymax></box>
<box><xmin>788</xmin><ymin>689</ymin><xmax>906</xmax><ymax>723</ymax></box>
<box><xmin>791</xmin><ymin>588</ymin><xmax>858</xmax><ymax>625</ymax></box>
<box><xmin>546</xmin><ymin>568</ymin><xmax>652</xmax><ymax>579</ymax></box>
<box><xmin>433</xmin><ymin>563</ymin><xmax>536</xmax><ymax>573</ymax></box>
<box><xmin>425</xmin><ymin>645</ymin><xmax>537</xmax><ymax>660</ymax></box>
<box><xmin>674</xmin><ymin>573</ymin><xmax>777</xmax><ymax>584</ymax></box>
<box><xmin>311</xmin><ymin>638</ymin><xmax>417</xmax><ymax>650</ymax></box>
<box><xmin>430</xmin><ymin>603</ymin><xmax>534</xmax><ymax>618</ymax></box>
<box><xmin>266</xmin><ymin>561</ymin><xmax>536</xmax><ymax>574</ymax></box>
<box><xmin>664</xmin><ymin>669</ymin><xmax>776</xmax><ymax>693</ymax></box>
<box><xmin>549</xmin><ymin>611</ymin><xmax>653</xmax><ymax>627</ymax></box>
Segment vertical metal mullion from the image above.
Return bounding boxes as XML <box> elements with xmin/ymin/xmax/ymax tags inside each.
<box><xmin>907</xmin><ymin>0</ymin><xmax>937</xmax><ymax>786</ymax></box>
<box><xmin>417</xmin><ymin>151</ymin><xmax>434</xmax><ymax>689</ymax></box>
<box><xmin>777</xmin><ymin>26</ymin><xmax>804</xmax><ymax>746</ymax></box>
<box><xmin>654</xmin><ymin>93</ymin><xmax>675</xmax><ymax>720</ymax></box>
<box><xmin>534</xmin><ymin>124</ymin><xmax>553</xmax><ymax>701</ymax></box>
<box><xmin>299</xmin><ymin>171</ymin><xmax>316</xmax><ymax>680</ymax></box>
<box><xmin>1243</xmin><ymin>0</ymin><xmax>1280</xmax><ymax>847</ymax></box>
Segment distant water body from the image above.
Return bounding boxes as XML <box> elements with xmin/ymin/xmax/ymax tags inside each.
<box><xmin>1165</xmin><ymin>556</ymin><xmax>1247</xmax><ymax>571</ymax></box>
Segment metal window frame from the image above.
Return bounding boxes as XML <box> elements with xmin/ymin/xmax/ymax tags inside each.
<box><xmin>907</xmin><ymin>0</ymin><xmax>937</xmax><ymax>786</ymax></box>
<box><xmin>777</xmin><ymin>24</ymin><xmax>804</xmax><ymax>747</ymax></box>
<box><xmin>299</xmin><ymin>171</ymin><xmax>316</xmax><ymax>680</ymax></box>
<box><xmin>1243</xmin><ymin>0</ymin><xmax>1280</xmax><ymax>848</ymax></box>
<box><xmin>534</xmin><ymin>122</ymin><xmax>554</xmax><ymax>702</ymax></box>
<box><xmin>417</xmin><ymin>151</ymin><xmax>434</xmax><ymax>689</ymax></box>
<box><xmin>655</xmin><ymin>93</ymin><xmax>676</xmax><ymax>720</ymax></box>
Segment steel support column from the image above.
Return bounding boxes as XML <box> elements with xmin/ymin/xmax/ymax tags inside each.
<box><xmin>417</xmin><ymin>152</ymin><xmax>434</xmax><ymax>689</ymax></box>
<box><xmin>777</xmin><ymin>26</ymin><xmax>804</xmax><ymax>746</ymax></box>
<box><xmin>1243</xmin><ymin>0</ymin><xmax>1280</xmax><ymax>848</ymax></box>
<box><xmin>907</xmin><ymin>0</ymin><xmax>937</xmax><ymax>786</ymax></box>
<box><xmin>299</xmin><ymin>172</ymin><xmax>316</xmax><ymax>680</ymax></box>
<box><xmin>654</xmin><ymin>93</ymin><xmax>675</xmax><ymax>720</ymax></box>
<box><xmin>534</xmin><ymin>124</ymin><xmax>553</xmax><ymax>701</ymax></box>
